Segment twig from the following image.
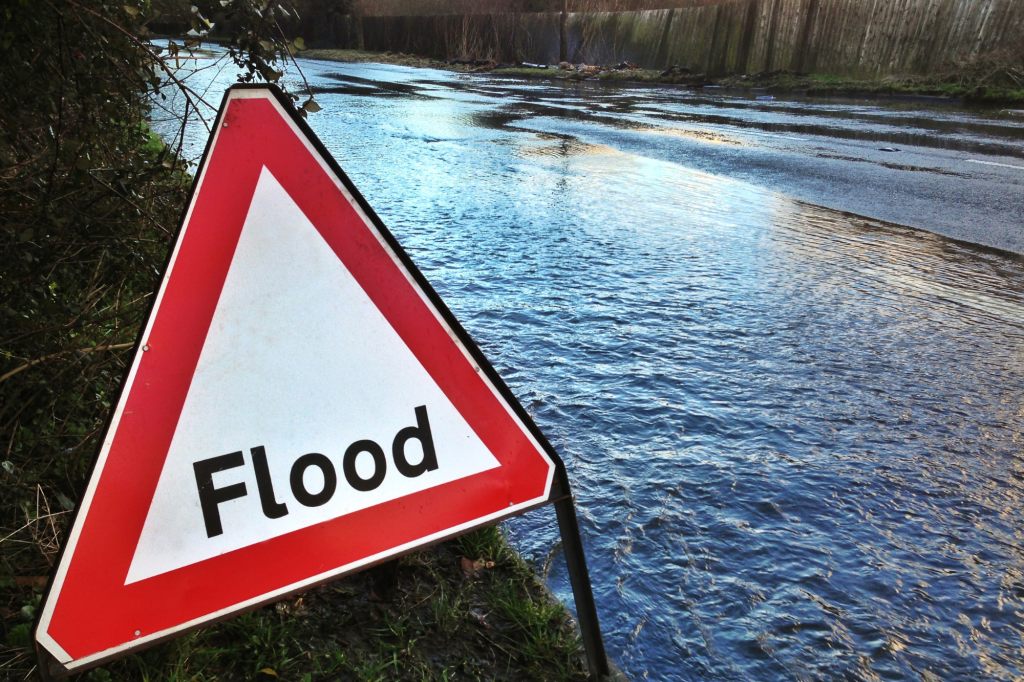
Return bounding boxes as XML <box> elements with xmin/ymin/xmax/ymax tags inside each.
<box><xmin>0</xmin><ymin>292</ymin><xmax>153</xmax><ymax>346</ymax></box>
<box><xmin>6</xmin><ymin>421</ymin><xmax>16</xmax><ymax>457</ymax></box>
<box><xmin>0</xmin><ymin>342</ymin><xmax>135</xmax><ymax>384</ymax></box>
<box><xmin>0</xmin><ymin>510</ymin><xmax>71</xmax><ymax>545</ymax></box>
<box><xmin>88</xmin><ymin>171</ymin><xmax>171</xmax><ymax>235</ymax></box>
<box><xmin>56</xmin><ymin>0</ymin><xmax>217</xmax><ymax>114</ymax></box>
<box><xmin>274</xmin><ymin>16</ymin><xmax>314</xmax><ymax>101</ymax></box>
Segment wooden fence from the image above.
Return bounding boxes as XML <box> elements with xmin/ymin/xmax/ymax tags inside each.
<box><xmin>314</xmin><ymin>0</ymin><xmax>1023</xmax><ymax>77</ymax></box>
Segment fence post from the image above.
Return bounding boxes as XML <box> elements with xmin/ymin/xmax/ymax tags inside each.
<box><xmin>560</xmin><ymin>0</ymin><xmax>568</xmax><ymax>63</ymax></box>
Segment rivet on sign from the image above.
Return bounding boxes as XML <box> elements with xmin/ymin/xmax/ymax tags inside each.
<box><xmin>143</xmin><ymin>345</ymin><xmax>150</xmax><ymax>352</ymax></box>
<box><xmin>223</xmin><ymin>122</ymin><xmax>228</xmax><ymax>128</ymax></box>
<box><xmin>474</xmin><ymin>366</ymin><xmax>480</xmax><ymax>372</ymax></box>
<box><xmin>134</xmin><ymin>630</ymin><xmax>141</xmax><ymax>636</ymax></box>
<box><xmin>509</xmin><ymin>501</ymin><xmax>514</xmax><ymax>507</ymax></box>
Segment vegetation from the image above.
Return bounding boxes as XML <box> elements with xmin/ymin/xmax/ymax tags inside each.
<box><xmin>1</xmin><ymin>0</ymin><xmax>190</xmax><ymax>674</ymax></box>
<box><xmin>1</xmin><ymin>0</ymin><xmax>193</xmax><ymax>645</ymax></box>
<box><xmin>0</xmin><ymin>1</ymin><xmax>585</xmax><ymax>680</ymax></box>
<box><xmin>302</xmin><ymin>49</ymin><xmax>461</xmax><ymax>70</ymax></box>
<box><xmin>714</xmin><ymin>66</ymin><xmax>1024</xmax><ymax>106</ymax></box>
<box><xmin>5</xmin><ymin>524</ymin><xmax>586</xmax><ymax>680</ymax></box>
<box><xmin>0</xmin><ymin>0</ymin><xmax>310</xmax><ymax>672</ymax></box>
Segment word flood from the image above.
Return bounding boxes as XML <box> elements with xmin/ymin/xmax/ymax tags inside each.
<box><xmin>193</xmin><ymin>406</ymin><xmax>438</xmax><ymax>538</ymax></box>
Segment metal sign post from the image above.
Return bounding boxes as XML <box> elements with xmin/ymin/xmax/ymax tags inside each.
<box><xmin>32</xmin><ymin>84</ymin><xmax>609</xmax><ymax>680</ymax></box>
<box><xmin>553</xmin><ymin>467</ymin><xmax>610</xmax><ymax>679</ymax></box>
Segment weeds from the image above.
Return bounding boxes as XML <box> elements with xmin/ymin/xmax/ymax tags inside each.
<box><xmin>715</xmin><ymin>69</ymin><xmax>1024</xmax><ymax>105</ymax></box>
<box><xmin>492</xmin><ymin>578</ymin><xmax>582</xmax><ymax>681</ymax></box>
<box><xmin>1</xmin><ymin>0</ymin><xmax>315</xmax><ymax>676</ymax></box>
<box><xmin>0</xmin><ymin>528</ymin><xmax>586</xmax><ymax>681</ymax></box>
<box><xmin>455</xmin><ymin>524</ymin><xmax>508</xmax><ymax>563</ymax></box>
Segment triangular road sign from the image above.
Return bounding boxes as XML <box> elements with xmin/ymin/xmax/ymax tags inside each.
<box><xmin>35</xmin><ymin>85</ymin><xmax>560</xmax><ymax>675</ymax></box>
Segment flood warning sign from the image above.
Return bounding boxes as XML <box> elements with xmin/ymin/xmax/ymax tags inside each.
<box><xmin>35</xmin><ymin>85</ymin><xmax>555</xmax><ymax>675</ymax></box>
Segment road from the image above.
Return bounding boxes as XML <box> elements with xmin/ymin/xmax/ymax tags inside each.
<box><xmin>154</xmin><ymin>55</ymin><xmax>1024</xmax><ymax>681</ymax></box>
<box><xmin>424</xmin><ymin>72</ymin><xmax>1024</xmax><ymax>254</ymax></box>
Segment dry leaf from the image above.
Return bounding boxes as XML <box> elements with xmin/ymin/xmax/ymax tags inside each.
<box><xmin>461</xmin><ymin>557</ymin><xmax>488</xmax><ymax>576</ymax></box>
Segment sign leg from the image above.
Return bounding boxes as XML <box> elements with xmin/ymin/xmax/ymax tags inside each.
<box><xmin>554</xmin><ymin>485</ymin><xmax>609</xmax><ymax>680</ymax></box>
<box><xmin>34</xmin><ymin>638</ymin><xmax>66</xmax><ymax>682</ymax></box>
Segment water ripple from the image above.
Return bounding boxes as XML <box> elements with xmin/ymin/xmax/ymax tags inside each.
<box><xmin>163</xmin><ymin>54</ymin><xmax>1024</xmax><ymax>681</ymax></box>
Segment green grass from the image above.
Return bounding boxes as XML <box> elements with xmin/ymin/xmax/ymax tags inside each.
<box><xmin>302</xmin><ymin>49</ymin><xmax>459</xmax><ymax>72</ymax></box>
<box><xmin>1</xmin><ymin>528</ymin><xmax>587</xmax><ymax>682</ymax></box>
<box><xmin>716</xmin><ymin>71</ymin><xmax>1024</xmax><ymax>104</ymax></box>
<box><xmin>491</xmin><ymin>580</ymin><xmax>582</xmax><ymax>681</ymax></box>
<box><xmin>454</xmin><ymin>524</ymin><xmax>508</xmax><ymax>562</ymax></box>
<box><xmin>490</xmin><ymin>66</ymin><xmax>561</xmax><ymax>78</ymax></box>
<box><xmin>596</xmin><ymin>69</ymin><xmax>662</xmax><ymax>82</ymax></box>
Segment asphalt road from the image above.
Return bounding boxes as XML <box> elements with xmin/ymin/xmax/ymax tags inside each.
<box><xmin>157</xmin><ymin>53</ymin><xmax>1024</xmax><ymax>255</ymax></box>
<box><xmin>461</xmin><ymin>78</ymin><xmax>1024</xmax><ymax>255</ymax></box>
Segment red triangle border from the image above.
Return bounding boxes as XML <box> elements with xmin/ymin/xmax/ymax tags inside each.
<box><xmin>35</xmin><ymin>85</ymin><xmax>560</xmax><ymax>671</ymax></box>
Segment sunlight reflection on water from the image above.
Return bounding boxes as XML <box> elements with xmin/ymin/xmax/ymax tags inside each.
<box><xmin>158</xmin><ymin>53</ymin><xmax>1024</xmax><ymax>681</ymax></box>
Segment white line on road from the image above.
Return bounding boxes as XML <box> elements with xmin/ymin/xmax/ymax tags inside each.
<box><xmin>967</xmin><ymin>159</ymin><xmax>1024</xmax><ymax>170</ymax></box>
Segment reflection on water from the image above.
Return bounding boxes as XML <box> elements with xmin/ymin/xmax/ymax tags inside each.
<box><xmin>157</xmin><ymin>53</ymin><xmax>1024</xmax><ymax>681</ymax></box>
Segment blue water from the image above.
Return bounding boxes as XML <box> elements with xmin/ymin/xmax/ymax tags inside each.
<box><xmin>156</xmin><ymin>54</ymin><xmax>1024</xmax><ymax>681</ymax></box>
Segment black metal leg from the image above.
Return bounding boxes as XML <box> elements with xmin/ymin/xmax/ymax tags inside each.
<box><xmin>554</xmin><ymin>484</ymin><xmax>609</xmax><ymax>680</ymax></box>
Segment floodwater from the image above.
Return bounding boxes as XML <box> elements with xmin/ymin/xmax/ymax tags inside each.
<box><xmin>154</xmin><ymin>52</ymin><xmax>1024</xmax><ymax>681</ymax></box>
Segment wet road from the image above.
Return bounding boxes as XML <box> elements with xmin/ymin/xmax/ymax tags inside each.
<box><xmin>155</xmin><ymin>54</ymin><xmax>1024</xmax><ymax>681</ymax></box>
<box><xmin>464</xmin><ymin>76</ymin><xmax>1024</xmax><ymax>255</ymax></box>
<box><xmin>159</xmin><ymin>56</ymin><xmax>1024</xmax><ymax>255</ymax></box>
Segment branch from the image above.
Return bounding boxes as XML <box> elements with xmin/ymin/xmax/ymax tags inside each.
<box><xmin>56</xmin><ymin>0</ymin><xmax>217</xmax><ymax>113</ymax></box>
<box><xmin>0</xmin><ymin>341</ymin><xmax>135</xmax><ymax>385</ymax></box>
<box><xmin>274</xmin><ymin>16</ymin><xmax>313</xmax><ymax>101</ymax></box>
<box><xmin>88</xmin><ymin>170</ymin><xmax>171</xmax><ymax>235</ymax></box>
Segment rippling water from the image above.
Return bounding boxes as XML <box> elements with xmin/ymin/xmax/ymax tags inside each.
<box><xmin>157</xmin><ymin>53</ymin><xmax>1024</xmax><ymax>681</ymax></box>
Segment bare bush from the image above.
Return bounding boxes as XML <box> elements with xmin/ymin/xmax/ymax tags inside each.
<box><xmin>943</xmin><ymin>42</ymin><xmax>1024</xmax><ymax>89</ymax></box>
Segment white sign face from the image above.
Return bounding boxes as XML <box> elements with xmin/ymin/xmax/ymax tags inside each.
<box><xmin>127</xmin><ymin>168</ymin><xmax>500</xmax><ymax>583</ymax></box>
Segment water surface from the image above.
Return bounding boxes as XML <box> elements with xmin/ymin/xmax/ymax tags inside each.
<box><xmin>156</xmin><ymin>55</ymin><xmax>1024</xmax><ymax>681</ymax></box>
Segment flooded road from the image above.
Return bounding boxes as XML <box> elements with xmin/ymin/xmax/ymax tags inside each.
<box><xmin>155</xmin><ymin>54</ymin><xmax>1024</xmax><ymax>681</ymax></box>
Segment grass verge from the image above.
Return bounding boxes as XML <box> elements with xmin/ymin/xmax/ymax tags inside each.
<box><xmin>2</xmin><ymin>526</ymin><xmax>587</xmax><ymax>681</ymax></box>
<box><xmin>713</xmin><ymin>70</ymin><xmax>1024</xmax><ymax>105</ymax></box>
<box><xmin>302</xmin><ymin>49</ymin><xmax>472</xmax><ymax>72</ymax></box>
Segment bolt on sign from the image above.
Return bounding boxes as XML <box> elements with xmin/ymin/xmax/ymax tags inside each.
<box><xmin>34</xmin><ymin>85</ymin><xmax>608</xmax><ymax>679</ymax></box>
